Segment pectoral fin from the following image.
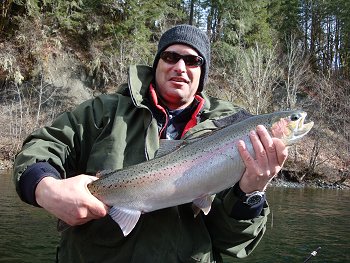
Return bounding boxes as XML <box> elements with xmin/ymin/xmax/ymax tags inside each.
<box><xmin>192</xmin><ymin>194</ymin><xmax>216</xmax><ymax>217</ymax></box>
<box><xmin>109</xmin><ymin>206</ymin><xmax>141</xmax><ymax>236</ymax></box>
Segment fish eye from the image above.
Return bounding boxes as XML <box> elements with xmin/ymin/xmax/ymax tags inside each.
<box><xmin>290</xmin><ymin>113</ymin><xmax>301</xmax><ymax>121</ymax></box>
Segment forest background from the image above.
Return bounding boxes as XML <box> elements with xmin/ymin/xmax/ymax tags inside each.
<box><xmin>0</xmin><ymin>0</ymin><xmax>349</xmax><ymax>186</ymax></box>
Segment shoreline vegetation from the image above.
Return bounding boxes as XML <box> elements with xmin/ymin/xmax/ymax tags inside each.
<box><xmin>1</xmin><ymin>1</ymin><xmax>349</xmax><ymax>189</ymax></box>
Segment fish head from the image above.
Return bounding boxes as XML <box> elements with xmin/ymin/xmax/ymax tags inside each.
<box><xmin>270</xmin><ymin>110</ymin><xmax>314</xmax><ymax>146</ymax></box>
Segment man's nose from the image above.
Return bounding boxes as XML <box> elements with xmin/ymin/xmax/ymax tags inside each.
<box><xmin>173</xmin><ymin>59</ymin><xmax>187</xmax><ymax>73</ymax></box>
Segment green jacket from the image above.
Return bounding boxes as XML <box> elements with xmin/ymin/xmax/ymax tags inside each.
<box><xmin>13</xmin><ymin>65</ymin><xmax>269</xmax><ymax>263</ymax></box>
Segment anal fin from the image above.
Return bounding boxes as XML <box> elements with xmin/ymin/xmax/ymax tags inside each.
<box><xmin>192</xmin><ymin>194</ymin><xmax>216</xmax><ymax>217</ymax></box>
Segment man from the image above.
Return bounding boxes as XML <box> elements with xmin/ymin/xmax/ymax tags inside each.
<box><xmin>13</xmin><ymin>24</ymin><xmax>287</xmax><ymax>262</ymax></box>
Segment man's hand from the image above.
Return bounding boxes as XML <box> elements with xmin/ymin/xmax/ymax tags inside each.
<box><xmin>237</xmin><ymin>125</ymin><xmax>288</xmax><ymax>193</ymax></box>
<box><xmin>35</xmin><ymin>175</ymin><xmax>108</xmax><ymax>226</ymax></box>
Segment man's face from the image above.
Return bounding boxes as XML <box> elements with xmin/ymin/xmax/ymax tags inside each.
<box><xmin>155</xmin><ymin>44</ymin><xmax>202</xmax><ymax>110</ymax></box>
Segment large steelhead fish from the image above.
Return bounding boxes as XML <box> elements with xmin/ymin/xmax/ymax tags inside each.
<box><xmin>88</xmin><ymin>110</ymin><xmax>314</xmax><ymax>236</ymax></box>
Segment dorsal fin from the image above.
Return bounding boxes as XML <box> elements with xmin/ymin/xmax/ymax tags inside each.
<box><xmin>213</xmin><ymin>110</ymin><xmax>253</xmax><ymax>128</ymax></box>
<box><xmin>155</xmin><ymin>139</ymin><xmax>187</xmax><ymax>158</ymax></box>
<box><xmin>155</xmin><ymin>136</ymin><xmax>210</xmax><ymax>158</ymax></box>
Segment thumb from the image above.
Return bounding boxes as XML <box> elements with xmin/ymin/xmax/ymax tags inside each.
<box><xmin>88</xmin><ymin>195</ymin><xmax>109</xmax><ymax>218</ymax></box>
<box><xmin>84</xmin><ymin>175</ymin><xmax>109</xmax><ymax>217</ymax></box>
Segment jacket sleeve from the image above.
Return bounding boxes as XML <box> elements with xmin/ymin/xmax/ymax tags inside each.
<box><xmin>12</xmin><ymin>94</ymin><xmax>115</xmax><ymax>202</ymax></box>
<box><xmin>205</xmin><ymin>188</ymin><xmax>269</xmax><ymax>259</ymax></box>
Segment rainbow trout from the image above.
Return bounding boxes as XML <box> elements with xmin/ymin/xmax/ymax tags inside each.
<box><xmin>88</xmin><ymin>110</ymin><xmax>314</xmax><ymax>236</ymax></box>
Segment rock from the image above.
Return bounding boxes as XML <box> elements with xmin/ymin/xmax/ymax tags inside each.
<box><xmin>43</xmin><ymin>52</ymin><xmax>94</xmax><ymax>107</ymax></box>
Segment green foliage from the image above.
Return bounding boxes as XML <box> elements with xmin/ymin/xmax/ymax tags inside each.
<box><xmin>274</xmin><ymin>0</ymin><xmax>302</xmax><ymax>40</ymax></box>
<box><xmin>201</xmin><ymin>0</ymin><xmax>277</xmax><ymax>48</ymax></box>
<box><xmin>2</xmin><ymin>0</ymin><xmax>350</xmax><ymax>80</ymax></box>
<box><xmin>211</xmin><ymin>41</ymin><xmax>240</xmax><ymax>67</ymax></box>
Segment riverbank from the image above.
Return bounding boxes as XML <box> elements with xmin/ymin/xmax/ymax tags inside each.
<box><xmin>270</xmin><ymin>177</ymin><xmax>350</xmax><ymax>190</ymax></box>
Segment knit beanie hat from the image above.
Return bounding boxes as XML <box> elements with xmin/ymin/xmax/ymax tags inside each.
<box><xmin>153</xmin><ymin>24</ymin><xmax>210</xmax><ymax>92</ymax></box>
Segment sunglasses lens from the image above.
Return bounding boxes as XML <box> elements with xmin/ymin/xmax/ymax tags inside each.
<box><xmin>160</xmin><ymin>52</ymin><xmax>203</xmax><ymax>67</ymax></box>
<box><xmin>160</xmin><ymin>52</ymin><xmax>180</xmax><ymax>64</ymax></box>
<box><xmin>184</xmin><ymin>55</ymin><xmax>203</xmax><ymax>66</ymax></box>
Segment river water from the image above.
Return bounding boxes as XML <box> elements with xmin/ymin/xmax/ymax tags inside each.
<box><xmin>1</xmin><ymin>170</ymin><xmax>349</xmax><ymax>263</ymax></box>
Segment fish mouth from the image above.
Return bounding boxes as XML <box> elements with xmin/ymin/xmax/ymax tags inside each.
<box><xmin>290</xmin><ymin>112</ymin><xmax>314</xmax><ymax>143</ymax></box>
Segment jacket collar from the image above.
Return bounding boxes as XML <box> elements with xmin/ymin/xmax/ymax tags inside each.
<box><xmin>127</xmin><ymin>65</ymin><xmax>154</xmax><ymax>108</ymax></box>
<box><xmin>149</xmin><ymin>83</ymin><xmax>205</xmax><ymax>138</ymax></box>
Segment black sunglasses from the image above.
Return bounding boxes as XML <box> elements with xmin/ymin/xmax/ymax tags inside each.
<box><xmin>160</xmin><ymin>51</ymin><xmax>204</xmax><ymax>67</ymax></box>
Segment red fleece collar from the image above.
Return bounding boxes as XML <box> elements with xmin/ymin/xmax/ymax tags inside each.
<box><xmin>149</xmin><ymin>84</ymin><xmax>205</xmax><ymax>138</ymax></box>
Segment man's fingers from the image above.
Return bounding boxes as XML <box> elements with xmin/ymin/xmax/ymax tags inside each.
<box><xmin>237</xmin><ymin>139</ymin><xmax>262</xmax><ymax>175</ymax></box>
<box><xmin>255</xmin><ymin>125</ymin><xmax>278</xmax><ymax>163</ymax></box>
<box><xmin>250</xmin><ymin>129</ymin><xmax>267</xmax><ymax>160</ymax></box>
<box><xmin>237</xmin><ymin>126</ymin><xmax>289</xmax><ymax>193</ymax></box>
<box><xmin>249</xmin><ymin>128</ymin><xmax>271</xmax><ymax>176</ymax></box>
<box><xmin>272</xmin><ymin>138</ymin><xmax>288</xmax><ymax>166</ymax></box>
<box><xmin>255</xmin><ymin>125</ymin><xmax>288</xmax><ymax>167</ymax></box>
<box><xmin>237</xmin><ymin>140</ymin><xmax>253</xmax><ymax>165</ymax></box>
